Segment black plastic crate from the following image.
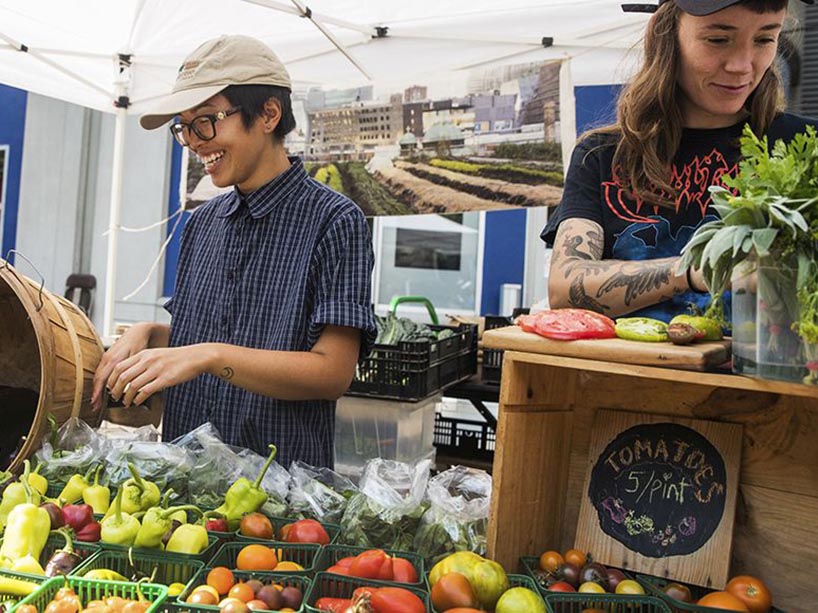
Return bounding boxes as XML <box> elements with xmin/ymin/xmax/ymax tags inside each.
<box><xmin>349</xmin><ymin>323</ymin><xmax>477</xmax><ymax>401</ymax></box>
<box><xmin>482</xmin><ymin>315</ymin><xmax>512</xmax><ymax>384</ymax></box>
<box><xmin>433</xmin><ymin>413</ymin><xmax>495</xmax><ymax>462</ymax></box>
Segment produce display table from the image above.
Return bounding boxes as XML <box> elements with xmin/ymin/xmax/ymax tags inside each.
<box><xmin>482</xmin><ymin>331</ymin><xmax>818</xmax><ymax>612</ymax></box>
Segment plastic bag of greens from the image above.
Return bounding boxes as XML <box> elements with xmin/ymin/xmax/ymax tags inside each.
<box><xmin>413</xmin><ymin>465</ymin><xmax>492</xmax><ymax>564</ymax></box>
<box><xmin>287</xmin><ymin>461</ymin><xmax>358</xmax><ymax>523</ymax></box>
<box><xmin>339</xmin><ymin>458</ymin><xmax>431</xmax><ymax>551</ymax></box>
<box><xmin>103</xmin><ymin>438</ymin><xmax>194</xmax><ymax>498</ymax></box>
<box><xmin>34</xmin><ymin>417</ymin><xmax>104</xmax><ymax>490</ymax></box>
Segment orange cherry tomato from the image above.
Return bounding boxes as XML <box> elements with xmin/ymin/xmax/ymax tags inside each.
<box><xmin>236</xmin><ymin>544</ymin><xmax>278</xmax><ymax>571</ymax></box>
<box><xmin>539</xmin><ymin>550</ymin><xmax>565</xmax><ymax>573</ymax></box>
<box><xmin>563</xmin><ymin>549</ymin><xmax>587</xmax><ymax>569</ymax></box>
<box><xmin>697</xmin><ymin>591</ymin><xmax>750</xmax><ymax>611</ymax></box>
<box><xmin>725</xmin><ymin>576</ymin><xmax>772</xmax><ymax>613</ymax></box>
<box><xmin>207</xmin><ymin>566</ymin><xmax>235</xmax><ymax>595</ymax></box>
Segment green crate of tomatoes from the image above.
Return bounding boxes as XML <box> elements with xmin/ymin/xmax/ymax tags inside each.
<box><xmin>176</xmin><ymin>567</ymin><xmax>310</xmax><ymax>612</ymax></box>
<box><xmin>305</xmin><ymin>572</ymin><xmax>430</xmax><ymax>613</ymax></box>
<box><xmin>74</xmin><ymin>549</ymin><xmax>204</xmax><ymax>595</ymax></box>
<box><xmin>11</xmin><ymin>575</ymin><xmax>168</xmax><ymax>613</ymax></box>
<box><xmin>208</xmin><ymin>541</ymin><xmax>321</xmax><ymax>576</ymax></box>
<box><xmin>637</xmin><ymin>574</ymin><xmax>783</xmax><ymax>613</ymax></box>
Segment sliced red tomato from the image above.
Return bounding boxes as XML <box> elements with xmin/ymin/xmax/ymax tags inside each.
<box><xmin>516</xmin><ymin>314</ymin><xmax>540</xmax><ymax>333</ymax></box>
<box><xmin>530</xmin><ymin>309</ymin><xmax>616</xmax><ymax>341</ymax></box>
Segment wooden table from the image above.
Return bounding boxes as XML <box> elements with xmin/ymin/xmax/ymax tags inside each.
<box><xmin>482</xmin><ymin>341</ymin><xmax>818</xmax><ymax>612</ymax></box>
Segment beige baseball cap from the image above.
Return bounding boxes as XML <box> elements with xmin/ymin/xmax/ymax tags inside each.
<box><xmin>140</xmin><ymin>34</ymin><xmax>292</xmax><ymax>130</ymax></box>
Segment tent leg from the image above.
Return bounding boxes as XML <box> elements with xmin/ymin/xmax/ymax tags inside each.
<box><xmin>559</xmin><ymin>56</ymin><xmax>577</xmax><ymax>177</ymax></box>
<box><xmin>102</xmin><ymin>106</ymin><xmax>127</xmax><ymax>339</ymax></box>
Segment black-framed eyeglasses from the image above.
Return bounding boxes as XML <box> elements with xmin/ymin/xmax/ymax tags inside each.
<box><xmin>169</xmin><ymin>106</ymin><xmax>242</xmax><ymax>146</ymax></box>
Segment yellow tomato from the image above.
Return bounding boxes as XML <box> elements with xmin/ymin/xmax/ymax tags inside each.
<box><xmin>579</xmin><ymin>582</ymin><xmax>606</xmax><ymax>594</ymax></box>
<box><xmin>615</xmin><ymin>580</ymin><xmax>645</xmax><ymax>595</ymax></box>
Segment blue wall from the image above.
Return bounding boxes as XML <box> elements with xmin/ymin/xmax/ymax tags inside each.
<box><xmin>574</xmin><ymin>84</ymin><xmax>622</xmax><ymax>135</ymax></box>
<box><xmin>480</xmin><ymin>208</ymin><xmax>526</xmax><ymax>315</ymax></box>
<box><xmin>163</xmin><ymin>141</ymin><xmax>188</xmax><ymax>297</ymax></box>
<box><xmin>0</xmin><ymin>84</ymin><xmax>28</xmax><ymax>259</ymax></box>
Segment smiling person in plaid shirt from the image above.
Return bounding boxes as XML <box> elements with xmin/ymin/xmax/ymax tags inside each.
<box><xmin>92</xmin><ymin>35</ymin><xmax>377</xmax><ymax>467</ymax></box>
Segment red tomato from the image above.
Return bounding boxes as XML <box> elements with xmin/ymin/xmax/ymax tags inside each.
<box><xmin>325</xmin><ymin>564</ymin><xmax>351</xmax><ymax>575</ymax></box>
<box><xmin>725</xmin><ymin>576</ymin><xmax>772</xmax><ymax>613</ymax></box>
<box><xmin>391</xmin><ymin>557</ymin><xmax>419</xmax><ymax>583</ymax></box>
<box><xmin>369</xmin><ymin>587</ymin><xmax>426</xmax><ymax>613</ymax></box>
<box><xmin>548</xmin><ymin>581</ymin><xmax>577</xmax><ymax>592</ymax></box>
<box><xmin>335</xmin><ymin>556</ymin><xmax>356</xmax><ymax>568</ymax></box>
<box><xmin>314</xmin><ymin>597</ymin><xmax>352</xmax><ymax>612</ymax></box>
<box><xmin>278</xmin><ymin>518</ymin><xmax>330</xmax><ymax>545</ymax></box>
<box><xmin>531</xmin><ymin>309</ymin><xmax>616</xmax><ymax>341</ymax></box>
<box><xmin>349</xmin><ymin>549</ymin><xmax>394</xmax><ymax>580</ymax></box>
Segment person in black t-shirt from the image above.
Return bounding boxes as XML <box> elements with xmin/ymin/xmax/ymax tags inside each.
<box><xmin>541</xmin><ymin>0</ymin><xmax>818</xmax><ymax>322</ymax></box>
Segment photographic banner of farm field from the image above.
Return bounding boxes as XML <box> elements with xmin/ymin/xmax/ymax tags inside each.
<box><xmin>183</xmin><ymin>59</ymin><xmax>565</xmax><ymax>215</ymax></box>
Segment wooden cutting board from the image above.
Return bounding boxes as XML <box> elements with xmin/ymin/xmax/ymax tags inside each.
<box><xmin>482</xmin><ymin>325</ymin><xmax>731</xmax><ymax>371</ymax></box>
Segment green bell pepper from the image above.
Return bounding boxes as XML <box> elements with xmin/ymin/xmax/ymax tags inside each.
<box><xmin>213</xmin><ymin>444</ymin><xmax>277</xmax><ymax>530</ymax></box>
<box><xmin>100</xmin><ymin>487</ymin><xmax>141</xmax><ymax>547</ymax></box>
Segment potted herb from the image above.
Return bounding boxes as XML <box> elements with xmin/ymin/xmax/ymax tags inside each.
<box><xmin>681</xmin><ymin>125</ymin><xmax>818</xmax><ymax>385</ymax></box>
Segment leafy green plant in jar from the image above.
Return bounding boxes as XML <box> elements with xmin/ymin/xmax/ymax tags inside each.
<box><xmin>681</xmin><ymin>125</ymin><xmax>818</xmax><ymax>384</ymax></box>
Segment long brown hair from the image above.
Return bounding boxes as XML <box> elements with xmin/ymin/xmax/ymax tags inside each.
<box><xmin>590</xmin><ymin>0</ymin><xmax>788</xmax><ymax>209</ymax></box>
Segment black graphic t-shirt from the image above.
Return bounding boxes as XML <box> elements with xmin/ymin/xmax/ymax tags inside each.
<box><xmin>541</xmin><ymin>112</ymin><xmax>818</xmax><ymax>322</ymax></box>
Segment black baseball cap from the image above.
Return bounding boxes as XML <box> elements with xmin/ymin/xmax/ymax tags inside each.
<box><xmin>623</xmin><ymin>0</ymin><xmax>813</xmax><ymax>15</ymax></box>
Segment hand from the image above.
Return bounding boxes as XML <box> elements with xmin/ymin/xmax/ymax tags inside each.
<box><xmin>106</xmin><ymin>345</ymin><xmax>210</xmax><ymax>408</ymax></box>
<box><xmin>92</xmin><ymin>324</ymin><xmax>153</xmax><ymax>412</ymax></box>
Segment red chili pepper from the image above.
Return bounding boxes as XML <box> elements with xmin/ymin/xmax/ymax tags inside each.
<box><xmin>61</xmin><ymin>504</ymin><xmax>95</xmax><ymax>531</ymax></box>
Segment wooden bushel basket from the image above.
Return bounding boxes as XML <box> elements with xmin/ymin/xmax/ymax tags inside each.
<box><xmin>0</xmin><ymin>259</ymin><xmax>104</xmax><ymax>473</ymax></box>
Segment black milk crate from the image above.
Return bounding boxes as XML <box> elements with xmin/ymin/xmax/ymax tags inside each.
<box><xmin>433</xmin><ymin>412</ymin><xmax>496</xmax><ymax>462</ymax></box>
<box><xmin>349</xmin><ymin>323</ymin><xmax>477</xmax><ymax>401</ymax></box>
<box><xmin>482</xmin><ymin>315</ymin><xmax>512</xmax><ymax>384</ymax></box>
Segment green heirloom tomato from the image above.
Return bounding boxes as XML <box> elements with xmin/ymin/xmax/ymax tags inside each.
<box><xmin>495</xmin><ymin>587</ymin><xmax>547</xmax><ymax>613</ymax></box>
<box><xmin>669</xmin><ymin>315</ymin><xmax>723</xmax><ymax>341</ymax></box>
<box><xmin>614</xmin><ymin>317</ymin><xmax>669</xmax><ymax>342</ymax></box>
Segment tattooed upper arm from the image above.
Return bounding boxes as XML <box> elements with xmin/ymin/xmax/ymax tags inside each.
<box><xmin>551</xmin><ymin>218</ymin><xmax>604</xmax><ymax>267</ymax></box>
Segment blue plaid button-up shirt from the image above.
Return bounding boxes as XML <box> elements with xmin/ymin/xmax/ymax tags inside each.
<box><xmin>163</xmin><ymin>158</ymin><xmax>376</xmax><ymax>468</ymax></box>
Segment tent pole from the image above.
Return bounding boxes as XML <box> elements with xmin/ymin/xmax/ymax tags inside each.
<box><xmin>558</xmin><ymin>56</ymin><xmax>577</xmax><ymax>178</ymax></box>
<box><xmin>103</xmin><ymin>105</ymin><xmax>127</xmax><ymax>339</ymax></box>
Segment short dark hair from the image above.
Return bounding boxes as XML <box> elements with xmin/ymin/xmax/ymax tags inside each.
<box><xmin>222</xmin><ymin>84</ymin><xmax>296</xmax><ymax>141</ymax></box>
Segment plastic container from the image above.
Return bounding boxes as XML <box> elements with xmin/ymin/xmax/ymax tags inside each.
<box><xmin>348</xmin><ymin>323</ymin><xmax>477</xmax><ymax>401</ymax></box>
<box><xmin>637</xmin><ymin>574</ymin><xmax>785</xmax><ymax>613</ymax></box>
<box><xmin>545</xmin><ymin>591</ymin><xmax>672</xmax><ymax>613</ymax></box>
<box><xmin>433</xmin><ymin>412</ymin><xmax>495</xmax><ymax>462</ymax></box>
<box><xmin>334</xmin><ymin>394</ymin><xmax>439</xmax><ymax>477</ymax></box>
<box><xmin>208</xmin><ymin>541</ymin><xmax>321</xmax><ymax>576</ymax></box>
<box><xmin>0</xmin><ymin>570</ymin><xmax>46</xmax><ymax>610</ymax></box>
<box><xmin>732</xmin><ymin>260</ymin><xmax>813</xmax><ymax>384</ymax></box>
<box><xmin>12</xmin><ymin>575</ymin><xmax>168</xmax><ymax>613</ymax></box>
<box><xmin>0</xmin><ymin>533</ymin><xmax>100</xmax><ymax>579</ymax></box>
<box><xmin>482</xmin><ymin>315</ymin><xmax>512</xmax><ymax>384</ymax></box>
<box><xmin>317</xmin><ymin>544</ymin><xmax>425</xmax><ymax>588</ymax></box>
<box><xmin>304</xmin><ymin>572</ymin><xmax>431</xmax><ymax>613</ymax></box>
<box><xmin>74</xmin><ymin>549</ymin><xmax>204</xmax><ymax>593</ymax></box>
<box><xmin>97</xmin><ymin>534</ymin><xmax>219</xmax><ymax>563</ymax></box>
<box><xmin>176</xmin><ymin>567</ymin><xmax>310</xmax><ymax>613</ymax></box>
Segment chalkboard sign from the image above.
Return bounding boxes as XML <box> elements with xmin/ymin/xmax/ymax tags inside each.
<box><xmin>576</xmin><ymin>410</ymin><xmax>742</xmax><ymax>588</ymax></box>
<box><xmin>588</xmin><ymin>421</ymin><xmax>726</xmax><ymax>557</ymax></box>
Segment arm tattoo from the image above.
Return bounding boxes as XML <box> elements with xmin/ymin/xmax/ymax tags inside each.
<box><xmin>220</xmin><ymin>366</ymin><xmax>234</xmax><ymax>380</ymax></box>
<box><xmin>568</xmin><ymin>275</ymin><xmax>610</xmax><ymax>312</ymax></box>
<box><xmin>585</xmin><ymin>227</ymin><xmax>604</xmax><ymax>258</ymax></box>
<box><xmin>597</xmin><ymin>262</ymin><xmax>673</xmax><ymax>306</ymax></box>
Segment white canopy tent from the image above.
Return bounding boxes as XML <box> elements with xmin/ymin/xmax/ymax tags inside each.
<box><xmin>0</xmin><ymin>0</ymin><xmax>649</xmax><ymax>336</ymax></box>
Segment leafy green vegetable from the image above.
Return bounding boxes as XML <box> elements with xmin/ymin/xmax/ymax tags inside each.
<box><xmin>681</xmin><ymin>124</ymin><xmax>818</xmax><ymax>376</ymax></box>
<box><xmin>338</xmin><ymin>492</ymin><xmax>427</xmax><ymax>551</ymax></box>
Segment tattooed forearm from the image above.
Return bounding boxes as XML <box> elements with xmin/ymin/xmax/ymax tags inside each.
<box><xmin>562</xmin><ymin>235</ymin><xmax>590</xmax><ymax>259</ymax></box>
<box><xmin>563</xmin><ymin>259</ymin><xmax>614</xmax><ymax>279</ymax></box>
<box><xmin>568</xmin><ymin>275</ymin><xmax>610</xmax><ymax>312</ymax></box>
<box><xmin>220</xmin><ymin>366</ymin><xmax>234</xmax><ymax>380</ymax></box>
<box><xmin>585</xmin><ymin>227</ymin><xmax>604</xmax><ymax>258</ymax></box>
<box><xmin>597</xmin><ymin>263</ymin><xmax>673</xmax><ymax>306</ymax></box>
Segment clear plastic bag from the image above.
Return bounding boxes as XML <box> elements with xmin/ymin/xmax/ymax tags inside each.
<box><xmin>340</xmin><ymin>458</ymin><xmax>431</xmax><ymax>550</ymax></box>
<box><xmin>34</xmin><ymin>417</ymin><xmax>105</xmax><ymax>489</ymax></box>
<box><xmin>287</xmin><ymin>461</ymin><xmax>358</xmax><ymax>524</ymax></box>
<box><xmin>413</xmin><ymin>465</ymin><xmax>492</xmax><ymax>564</ymax></box>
